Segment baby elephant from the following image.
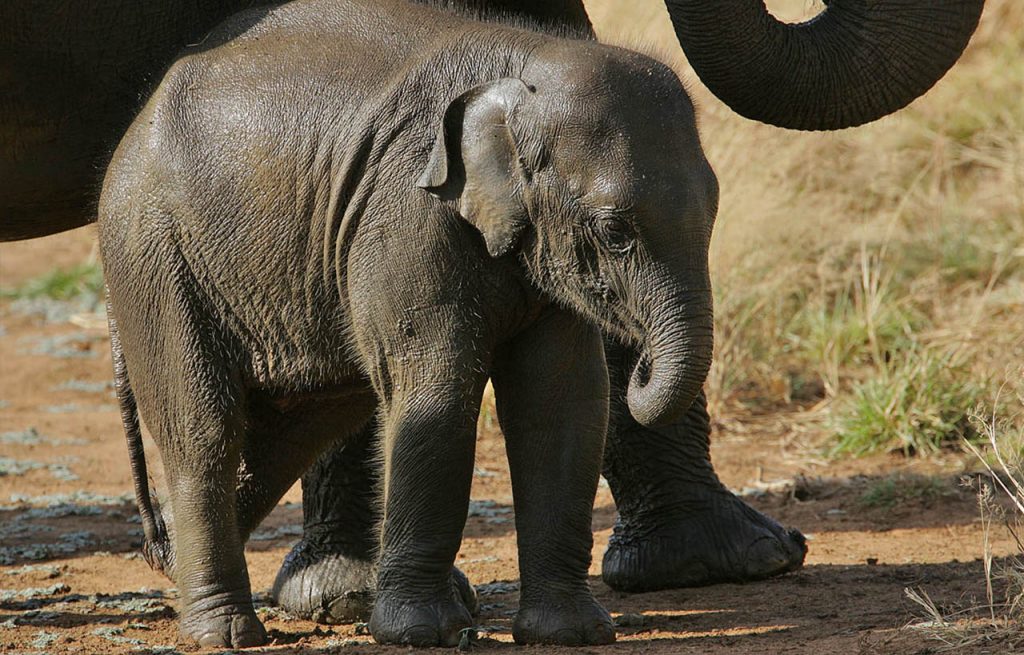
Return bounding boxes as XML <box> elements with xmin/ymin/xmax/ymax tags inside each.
<box><xmin>100</xmin><ymin>0</ymin><xmax>717</xmax><ymax>648</ymax></box>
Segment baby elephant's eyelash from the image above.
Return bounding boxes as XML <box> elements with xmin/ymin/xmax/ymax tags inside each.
<box><xmin>590</xmin><ymin>214</ymin><xmax>636</xmax><ymax>254</ymax></box>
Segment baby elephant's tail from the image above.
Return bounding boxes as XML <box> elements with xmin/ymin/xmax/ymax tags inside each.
<box><xmin>107</xmin><ymin>298</ymin><xmax>173</xmax><ymax>576</ymax></box>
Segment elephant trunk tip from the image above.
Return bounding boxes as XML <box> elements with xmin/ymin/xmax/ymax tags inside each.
<box><xmin>626</xmin><ymin>349</ymin><xmax>703</xmax><ymax>428</ymax></box>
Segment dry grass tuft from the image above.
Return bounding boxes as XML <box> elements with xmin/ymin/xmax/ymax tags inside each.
<box><xmin>903</xmin><ymin>375</ymin><xmax>1024</xmax><ymax>651</ymax></box>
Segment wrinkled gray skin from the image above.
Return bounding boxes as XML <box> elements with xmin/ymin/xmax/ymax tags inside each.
<box><xmin>100</xmin><ymin>0</ymin><xmax>722</xmax><ymax>646</ymax></box>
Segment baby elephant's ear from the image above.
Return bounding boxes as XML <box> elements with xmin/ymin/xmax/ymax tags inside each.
<box><xmin>417</xmin><ymin>78</ymin><xmax>532</xmax><ymax>258</ymax></box>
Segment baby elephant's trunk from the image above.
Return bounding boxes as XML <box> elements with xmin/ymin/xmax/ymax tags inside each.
<box><xmin>626</xmin><ymin>291</ymin><xmax>714</xmax><ymax>427</ymax></box>
<box><xmin>107</xmin><ymin>301</ymin><xmax>172</xmax><ymax>574</ymax></box>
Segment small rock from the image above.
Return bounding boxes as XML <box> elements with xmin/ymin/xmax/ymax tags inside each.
<box><xmin>614</xmin><ymin>613</ymin><xmax>647</xmax><ymax>628</ymax></box>
<box><xmin>475</xmin><ymin>581</ymin><xmax>518</xmax><ymax>596</ymax></box>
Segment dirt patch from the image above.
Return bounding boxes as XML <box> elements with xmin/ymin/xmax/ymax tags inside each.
<box><xmin>1</xmin><ymin>231</ymin><xmax>1019</xmax><ymax>654</ymax></box>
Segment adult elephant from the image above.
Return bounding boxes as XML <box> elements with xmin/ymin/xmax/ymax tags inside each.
<box><xmin>1</xmin><ymin>0</ymin><xmax>984</xmax><ymax>618</ymax></box>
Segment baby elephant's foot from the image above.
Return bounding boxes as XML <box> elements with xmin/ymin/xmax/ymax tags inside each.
<box><xmin>369</xmin><ymin>586</ymin><xmax>473</xmax><ymax>647</ymax></box>
<box><xmin>180</xmin><ymin>592</ymin><xmax>267</xmax><ymax>648</ymax></box>
<box><xmin>514</xmin><ymin>589</ymin><xmax>616</xmax><ymax>646</ymax></box>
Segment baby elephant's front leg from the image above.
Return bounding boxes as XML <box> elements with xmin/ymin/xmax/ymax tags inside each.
<box><xmin>492</xmin><ymin>309</ymin><xmax>616</xmax><ymax>646</ymax></box>
<box><xmin>368</xmin><ymin>359</ymin><xmax>487</xmax><ymax>647</ymax></box>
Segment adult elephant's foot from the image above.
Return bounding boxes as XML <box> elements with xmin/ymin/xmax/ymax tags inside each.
<box><xmin>601</xmin><ymin>341</ymin><xmax>807</xmax><ymax>591</ymax></box>
<box><xmin>180</xmin><ymin>591</ymin><xmax>267</xmax><ymax>648</ymax></box>
<box><xmin>514</xmin><ymin>588</ymin><xmax>616</xmax><ymax>645</ymax></box>
<box><xmin>271</xmin><ymin>425</ymin><xmax>388</xmax><ymax>623</ymax></box>
<box><xmin>271</xmin><ymin>537</ymin><xmax>479</xmax><ymax>624</ymax></box>
<box><xmin>601</xmin><ymin>487</ymin><xmax>806</xmax><ymax>591</ymax></box>
<box><xmin>270</xmin><ymin>539</ymin><xmax>376</xmax><ymax>623</ymax></box>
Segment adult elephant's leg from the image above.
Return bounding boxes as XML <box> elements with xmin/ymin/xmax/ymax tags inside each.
<box><xmin>234</xmin><ymin>396</ymin><xmax>376</xmax><ymax>544</ymax></box>
<box><xmin>600</xmin><ymin>340</ymin><xmax>806</xmax><ymax>592</ymax></box>
<box><xmin>270</xmin><ymin>420</ymin><xmax>380</xmax><ymax>623</ymax></box>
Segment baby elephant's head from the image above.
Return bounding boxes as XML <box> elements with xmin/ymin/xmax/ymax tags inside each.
<box><xmin>418</xmin><ymin>44</ymin><xmax>718</xmax><ymax>428</ymax></box>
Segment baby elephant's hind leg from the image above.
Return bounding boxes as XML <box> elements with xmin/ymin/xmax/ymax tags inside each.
<box><xmin>162</xmin><ymin>407</ymin><xmax>265</xmax><ymax>649</ymax></box>
<box><xmin>149</xmin><ymin>381</ymin><xmax>263</xmax><ymax>646</ymax></box>
<box><xmin>110</xmin><ymin>279</ymin><xmax>265</xmax><ymax>649</ymax></box>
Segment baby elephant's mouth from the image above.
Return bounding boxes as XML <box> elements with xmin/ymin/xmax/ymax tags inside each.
<box><xmin>631</xmin><ymin>352</ymin><xmax>652</xmax><ymax>388</ymax></box>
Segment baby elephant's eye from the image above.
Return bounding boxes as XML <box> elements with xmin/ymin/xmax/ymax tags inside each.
<box><xmin>596</xmin><ymin>215</ymin><xmax>634</xmax><ymax>253</ymax></box>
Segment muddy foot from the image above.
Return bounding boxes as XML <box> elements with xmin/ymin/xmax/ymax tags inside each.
<box><xmin>602</xmin><ymin>489</ymin><xmax>807</xmax><ymax>592</ymax></box>
<box><xmin>180</xmin><ymin>593</ymin><xmax>266</xmax><ymax>648</ymax></box>
<box><xmin>514</xmin><ymin>589</ymin><xmax>616</xmax><ymax>645</ymax></box>
<box><xmin>271</xmin><ymin>539</ymin><xmax>478</xmax><ymax>623</ymax></box>
<box><xmin>270</xmin><ymin>539</ymin><xmax>376</xmax><ymax>623</ymax></box>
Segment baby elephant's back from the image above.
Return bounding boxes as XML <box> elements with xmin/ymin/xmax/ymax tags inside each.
<box><xmin>99</xmin><ymin>0</ymin><xmax>464</xmax><ymax>307</ymax></box>
<box><xmin>96</xmin><ymin>0</ymin><xmax>465</xmax><ymax>359</ymax></box>
<box><xmin>104</xmin><ymin>0</ymin><xmax>459</xmax><ymax>219</ymax></box>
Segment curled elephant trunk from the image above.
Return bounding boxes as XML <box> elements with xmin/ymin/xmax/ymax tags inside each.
<box><xmin>664</xmin><ymin>0</ymin><xmax>984</xmax><ymax>130</ymax></box>
<box><xmin>627</xmin><ymin>302</ymin><xmax>714</xmax><ymax>428</ymax></box>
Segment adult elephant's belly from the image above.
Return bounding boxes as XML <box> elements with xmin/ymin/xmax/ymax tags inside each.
<box><xmin>0</xmin><ymin>126</ymin><xmax>104</xmax><ymax>241</ymax></box>
<box><xmin>1</xmin><ymin>22</ymin><xmax>162</xmax><ymax>241</ymax></box>
<box><xmin>0</xmin><ymin>58</ymin><xmax>120</xmax><ymax>241</ymax></box>
<box><xmin>0</xmin><ymin>0</ymin><xmax>281</xmax><ymax>242</ymax></box>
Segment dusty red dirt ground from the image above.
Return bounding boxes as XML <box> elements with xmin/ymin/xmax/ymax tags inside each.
<box><xmin>2</xmin><ymin>229</ymin><xmax>1020</xmax><ymax>654</ymax></box>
